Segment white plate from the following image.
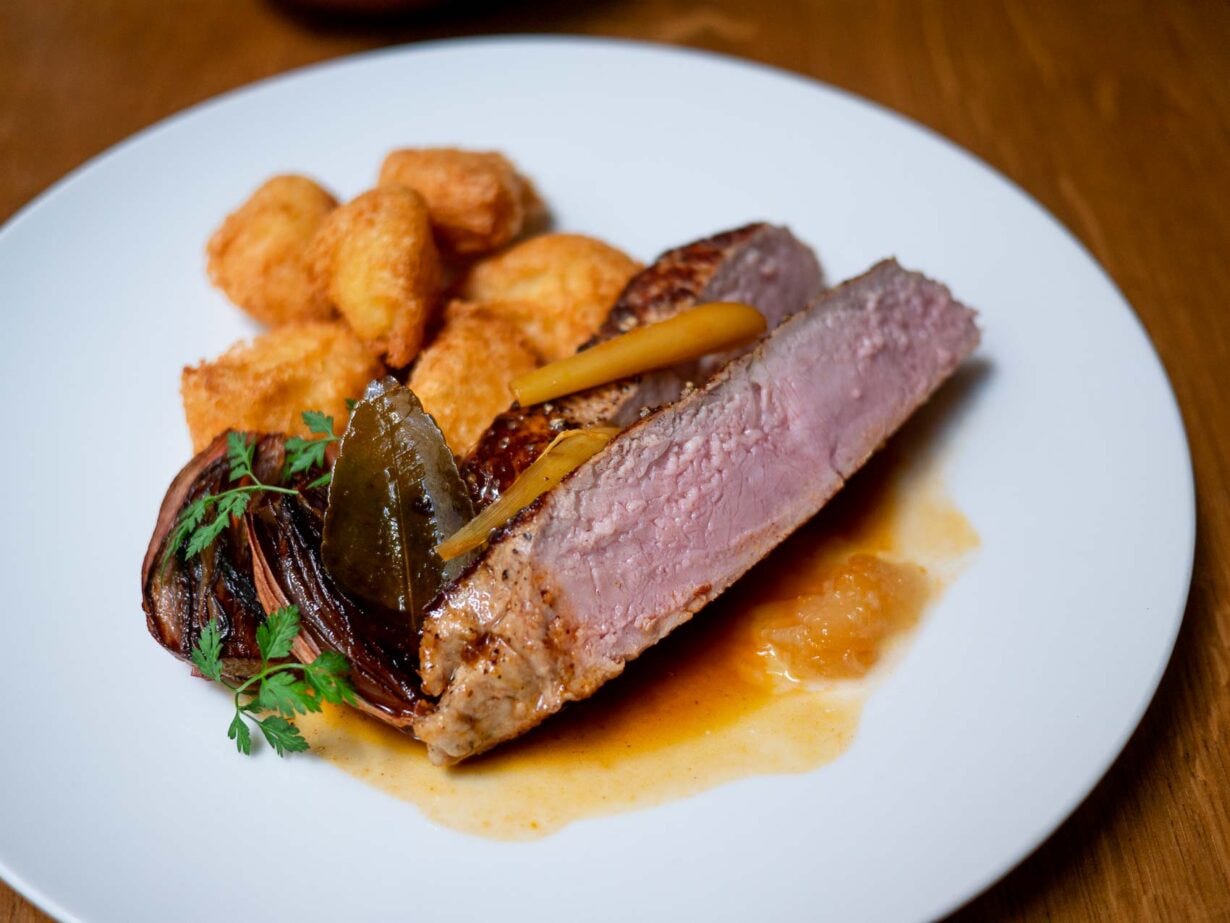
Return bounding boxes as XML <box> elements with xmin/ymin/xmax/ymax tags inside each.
<box><xmin>0</xmin><ymin>36</ymin><xmax>1193</xmax><ymax>923</ymax></box>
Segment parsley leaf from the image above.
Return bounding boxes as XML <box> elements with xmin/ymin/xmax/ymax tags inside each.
<box><xmin>228</xmin><ymin>713</ymin><xmax>252</xmax><ymax>755</ymax></box>
<box><xmin>304</xmin><ymin>650</ymin><xmax>357</xmax><ymax>706</ymax></box>
<box><xmin>257</xmin><ymin>716</ymin><xmax>310</xmax><ymax>756</ymax></box>
<box><xmin>257</xmin><ymin>671</ymin><xmax>322</xmax><ymax>716</ymax></box>
<box><xmin>189</xmin><ymin>620</ymin><xmax>223</xmax><ymax>682</ymax></box>
<box><xmin>255</xmin><ymin>604</ymin><xmax>300</xmax><ymax>663</ymax></box>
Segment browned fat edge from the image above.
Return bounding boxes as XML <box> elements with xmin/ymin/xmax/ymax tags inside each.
<box><xmin>461</xmin><ymin>223</ymin><xmax>769</xmax><ymax>509</ymax></box>
<box><xmin>592</xmin><ymin>223</ymin><xmax>770</xmax><ymax>339</ymax></box>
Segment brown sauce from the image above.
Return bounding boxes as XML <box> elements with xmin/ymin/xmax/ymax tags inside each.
<box><xmin>298</xmin><ymin>444</ymin><xmax>979</xmax><ymax>839</ymax></box>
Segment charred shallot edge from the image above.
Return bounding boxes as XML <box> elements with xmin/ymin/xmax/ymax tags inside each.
<box><xmin>142</xmin><ymin>433</ymin><xmax>284</xmax><ymax>680</ymax></box>
<box><xmin>509</xmin><ymin>302</ymin><xmax>766</xmax><ymax>407</ymax></box>
<box><xmin>437</xmin><ymin>427</ymin><xmax>620</xmax><ymax>560</ymax></box>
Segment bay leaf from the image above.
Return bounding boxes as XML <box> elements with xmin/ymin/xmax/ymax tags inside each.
<box><xmin>321</xmin><ymin>377</ymin><xmax>475</xmax><ymax>622</ymax></box>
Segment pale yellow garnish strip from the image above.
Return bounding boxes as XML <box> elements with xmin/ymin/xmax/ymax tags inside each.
<box><xmin>436</xmin><ymin>427</ymin><xmax>621</xmax><ymax>560</ymax></box>
<box><xmin>510</xmin><ymin>302</ymin><xmax>766</xmax><ymax>407</ymax></box>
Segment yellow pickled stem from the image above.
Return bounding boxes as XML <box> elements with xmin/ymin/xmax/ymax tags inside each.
<box><xmin>510</xmin><ymin>302</ymin><xmax>766</xmax><ymax>407</ymax></box>
<box><xmin>436</xmin><ymin>427</ymin><xmax>621</xmax><ymax>561</ymax></box>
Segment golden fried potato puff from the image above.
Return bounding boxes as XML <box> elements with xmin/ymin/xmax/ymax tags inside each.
<box><xmin>458</xmin><ymin>233</ymin><xmax>641</xmax><ymax>361</ymax></box>
<box><xmin>206</xmin><ymin>174</ymin><xmax>338</xmax><ymax>326</ymax></box>
<box><xmin>307</xmin><ymin>186</ymin><xmax>442</xmax><ymax>368</ymax></box>
<box><xmin>408</xmin><ymin>300</ymin><xmax>541</xmax><ymax>456</ymax></box>
<box><xmin>181</xmin><ymin>320</ymin><xmax>383</xmax><ymax>451</ymax></box>
<box><xmin>379</xmin><ymin>148</ymin><xmax>541</xmax><ymax>255</ymax></box>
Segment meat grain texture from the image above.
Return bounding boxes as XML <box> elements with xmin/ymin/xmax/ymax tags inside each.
<box><xmin>415</xmin><ymin>260</ymin><xmax>980</xmax><ymax>764</ymax></box>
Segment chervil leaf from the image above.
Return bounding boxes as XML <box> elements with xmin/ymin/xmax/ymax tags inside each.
<box><xmin>189</xmin><ymin>619</ymin><xmax>223</xmax><ymax>682</ymax></box>
<box><xmin>228</xmin><ymin>713</ymin><xmax>252</xmax><ymax>755</ymax></box>
<box><xmin>283</xmin><ymin>437</ymin><xmax>328</xmax><ymax>479</ymax></box>
<box><xmin>283</xmin><ymin>435</ymin><xmax>311</xmax><ymax>456</ymax></box>
<box><xmin>226</xmin><ymin>432</ymin><xmax>255</xmax><ymax>481</ymax></box>
<box><xmin>162</xmin><ymin>496</ymin><xmax>210</xmax><ymax>567</ymax></box>
<box><xmin>180</xmin><ymin>496</ymin><xmax>209</xmax><ymax>532</ymax></box>
<box><xmin>216</xmin><ymin>491</ymin><xmax>250</xmax><ymax>521</ymax></box>
<box><xmin>283</xmin><ymin>411</ymin><xmax>338</xmax><ymax>482</ymax></box>
<box><xmin>255</xmin><ymin>605</ymin><xmax>300</xmax><ymax>662</ymax></box>
<box><xmin>180</xmin><ymin>485</ymin><xmax>255</xmax><ymax>561</ymax></box>
<box><xmin>303</xmin><ymin>650</ymin><xmax>357</xmax><ymax>706</ymax></box>
<box><xmin>257</xmin><ymin>715</ymin><xmax>309</xmax><ymax>756</ymax></box>
<box><xmin>257</xmin><ymin>671</ymin><xmax>321</xmax><ymax>717</ymax></box>
<box><xmin>168</xmin><ymin>410</ymin><xmax>330</xmax><ymax>569</ymax></box>
<box><xmin>301</xmin><ymin>410</ymin><xmax>336</xmax><ymax>437</ymax></box>
<box><xmin>307</xmin><ymin>472</ymin><xmax>332</xmax><ymax>490</ymax></box>
<box><xmin>184</xmin><ymin>514</ymin><xmax>229</xmax><ymax>559</ymax></box>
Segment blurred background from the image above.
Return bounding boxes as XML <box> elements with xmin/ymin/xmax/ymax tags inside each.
<box><xmin>2</xmin><ymin>2</ymin><xmax>1228</xmax><ymax>920</ymax></box>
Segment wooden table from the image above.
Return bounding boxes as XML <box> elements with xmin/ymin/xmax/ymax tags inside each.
<box><xmin>2</xmin><ymin>1</ymin><xmax>1227</xmax><ymax>918</ymax></box>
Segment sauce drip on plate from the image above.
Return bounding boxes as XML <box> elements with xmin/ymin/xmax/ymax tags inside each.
<box><xmin>298</xmin><ymin>444</ymin><xmax>978</xmax><ymax>839</ymax></box>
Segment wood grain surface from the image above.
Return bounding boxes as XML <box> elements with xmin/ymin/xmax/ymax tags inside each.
<box><xmin>2</xmin><ymin>1</ymin><xmax>1228</xmax><ymax>919</ymax></box>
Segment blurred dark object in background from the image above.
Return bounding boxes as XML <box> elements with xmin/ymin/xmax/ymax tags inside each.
<box><xmin>278</xmin><ymin>0</ymin><xmax>453</xmax><ymax>16</ymax></box>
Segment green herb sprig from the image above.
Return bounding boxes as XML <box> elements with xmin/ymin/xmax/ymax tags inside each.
<box><xmin>162</xmin><ymin>411</ymin><xmax>340</xmax><ymax>568</ymax></box>
<box><xmin>283</xmin><ymin>410</ymin><xmax>341</xmax><ymax>487</ymax></box>
<box><xmin>189</xmin><ymin>605</ymin><xmax>356</xmax><ymax>756</ymax></box>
